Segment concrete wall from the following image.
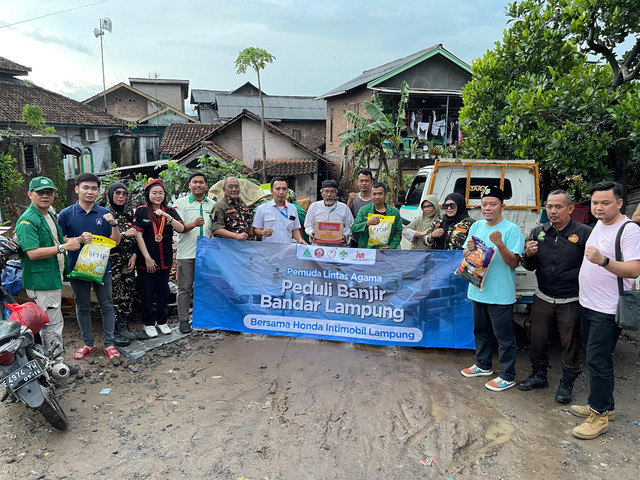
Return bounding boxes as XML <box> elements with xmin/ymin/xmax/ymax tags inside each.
<box><xmin>86</xmin><ymin>89</ymin><xmax>148</xmax><ymax>121</ymax></box>
<box><xmin>325</xmin><ymin>87</ymin><xmax>373</xmax><ymax>156</ymax></box>
<box><xmin>213</xmin><ymin>121</ymin><xmax>244</xmax><ymax>161</ymax></box>
<box><xmin>377</xmin><ymin>55</ymin><xmax>471</xmax><ymax>92</ymax></box>
<box><xmin>55</xmin><ymin>127</ymin><xmax>114</xmax><ymax>175</ymax></box>
<box><xmin>130</xmin><ymin>82</ymin><xmax>185</xmax><ymax>113</ymax></box>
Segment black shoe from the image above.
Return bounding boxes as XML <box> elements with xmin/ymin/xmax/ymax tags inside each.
<box><xmin>555</xmin><ymin>370</ymin><xmax>579</xmax><ymax>404</ymax></box>
<box><xmin>69</xmin><ymin>366</ymin><xmax>78</xmax><ymax>375</ymax></box>
<box><xmin>516</xmin><ymin>365</ymin><xmax>548</xmax><ymax>391</ymax></box>
<box><xmin>114</xmin><ymin>333</ymin><xmax>131</xmax><ymax>347</ymax></box>
<box><xmin>179</xmin><ymin>321</ymin><xmax>192</xmax><ymax>334</ymax></box>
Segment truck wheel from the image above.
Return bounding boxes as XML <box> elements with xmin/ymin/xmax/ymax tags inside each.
<box><xmin>38</xmin><ymin>386</ymin><xmax>69</xmax><ymax>430</ymax></box>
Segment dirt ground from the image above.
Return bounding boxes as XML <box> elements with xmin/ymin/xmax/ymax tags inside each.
<box><xmin>1</xmin><ymin>311</ymin><xmax>640</xmax><ymax>480</ymax></box>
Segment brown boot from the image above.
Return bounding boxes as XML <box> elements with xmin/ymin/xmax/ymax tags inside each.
<box><xmin>570</xmin><ymin>404</ymin><xmax>615</xmax><ymax>421</ymax></box>
<box><xmin>572</xmin><ymin>411</ymin><xmax>609</xmax><ymax>439</ymax></box>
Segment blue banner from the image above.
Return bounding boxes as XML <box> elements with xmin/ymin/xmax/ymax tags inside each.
<box><xmin>193</xmin><ymin>237</ymin><xmax>475</xmax><ymax>349</ymax></box>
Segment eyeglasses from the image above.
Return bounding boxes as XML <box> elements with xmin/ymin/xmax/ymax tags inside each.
<box><xmin>443</xmin><ymin>203</ymin><xmax>457</xmax><ymax>210</ymax></box>
<box><xmin>422</xmin><ymin>204</ymin><xmax>435</xmax><ymax>209</ymax></box>
<box><xmin>33</xmin><ymin>190</ymin><xmax>55</xmax><ymax>197</ymax></box>
<box><xmin>114</xmin><ymin>190</ymin><xmax>128</xmax><ymax>196</ymax></box>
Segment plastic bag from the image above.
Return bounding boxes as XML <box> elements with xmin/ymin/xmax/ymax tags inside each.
<box><xmin>455</xmin><ymin>235</ymin><xmax>495</xmax><ymax>290</ymax></box>
<box><xmin>6</xmin><ymin>302</ymin><xmax>49</xmax><ymax>334</ymax></box>
<box><xmin>68</xmin><ymin>235</ymin><xmax>116</xmax><ymax>284</ymax></box>
<box><xmin>367</xmin><ymin>214</ymin><xmax>395</xmax><ymax>247</ymax></box>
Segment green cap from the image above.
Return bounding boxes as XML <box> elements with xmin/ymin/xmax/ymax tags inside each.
<box><xmin>29</xmin><ymin>177</ymin><xmax>57</xmax><ymax>192</ymax></box>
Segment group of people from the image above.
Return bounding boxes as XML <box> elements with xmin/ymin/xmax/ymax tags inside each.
<box><xmin>13</xmin><ymin>169</ymin><xmax>640</xmax><ymax>442</ymax></box>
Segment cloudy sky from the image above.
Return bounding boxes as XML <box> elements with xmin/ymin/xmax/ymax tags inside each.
<box><xmin>1</xmin><ymin>0</ymin><xmax>509</xmax><ymax>113</ymax></box>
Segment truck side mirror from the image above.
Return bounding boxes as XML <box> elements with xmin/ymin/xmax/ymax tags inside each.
<box><xmin>397</xmin><ymin>190</ymin><xmax>406</xmax><ymax>204</ymax></box>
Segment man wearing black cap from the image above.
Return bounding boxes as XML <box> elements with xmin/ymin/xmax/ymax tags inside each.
<box><xmin>16</xmin><ymin>177</ymin><xmax>81</xmax><ymax>363</ymax></box>
<box><xmin>460</xmin><ymin>186</ymin><xmax>525</xmax><ymax>392</ymax></box>
<box><xmin>304</xmin><ymin>179</ymin><xmax>354</xmax><ymax>245</ymax></box>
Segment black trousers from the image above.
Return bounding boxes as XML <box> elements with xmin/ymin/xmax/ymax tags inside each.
<box><xmin>529</xmin><ymin>295</ymin><xmax>582</xmax><ymax>373</ymax></box>
<box><xmin>138</xmin><ymin>268</ymin><xmax>171</xmax><ymax>327</ymax></box>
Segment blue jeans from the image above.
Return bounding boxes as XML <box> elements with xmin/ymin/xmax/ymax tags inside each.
<box><xmin>472</xmin><ymin>301</ymin><xmax>517</xmax><ymax>382</ymax></box>
<box><xmin>581</xmin><ymin>307</ymin><xmax>621</xmax><ymax>413</ymax></box>
<box><xmin>71</xmin><ymin>273</ymin><xmax>116</xmax><ymax>348</ymax></box>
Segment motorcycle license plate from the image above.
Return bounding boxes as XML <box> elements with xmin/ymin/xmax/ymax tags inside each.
<box><xmin>3</xmin><ymin>360</ymin><xmax>44</xmax><ymax>393</ymax></box>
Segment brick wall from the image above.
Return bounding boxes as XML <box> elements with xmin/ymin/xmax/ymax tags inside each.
<box><xmin>325</xmin><ymin>87</ymin><xmax>373</xmax><ymax>156</ymax></box>
<box><xmin>278</xmin><ymin>120</ymin><xmax>326</xmax><ymax>151</ymax></box>
<box><xmin>86</xmin><ymin>89</ymin><xmax>148</xmax><ymax>121</ymax></box>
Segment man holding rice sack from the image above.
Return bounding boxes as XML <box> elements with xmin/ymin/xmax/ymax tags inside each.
<box><xmin>459</xmin><ymin>187</ymin><xmax>524</xmax><ymax>392</ymax></box>
<box><xmin>351</xmin><ymin>182</ymin><xmax>402</xmax><ymax>249</ymax></box>
<box><xmin>58</xmin><ymin>173</ymin><xmax>123</xmax><ymax>365</ymax></box>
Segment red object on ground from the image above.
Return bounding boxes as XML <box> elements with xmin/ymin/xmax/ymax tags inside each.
<box><xmin>6</xmin><ymin>302</ymin><xmax>49</xmax><ymax>334</ymax></box>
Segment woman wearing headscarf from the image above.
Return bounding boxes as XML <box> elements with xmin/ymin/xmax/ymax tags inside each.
<box><xmin>402</xmin><ymin>195</ymin><xmax>441</xmax><ymax>249</ymax></box>
<box><xmin>133</xmin><ymin>179</ymin><xmax>185</xmax><ymax>338</ymax></box>
<box><xmin>107</xmin><ymin>182</ymin><xmax>138</xmax><ymax>344</ymax></box>
<box><xmin>425</xmin><ymin>192</ymin><xmax>475</xmax><ymax>250</ymax></box>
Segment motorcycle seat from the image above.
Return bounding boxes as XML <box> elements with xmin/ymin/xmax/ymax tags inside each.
<box><xmin>0</xmin><ymin>320</ymin><xmax>22</xmax><ymax>343</ymax></box>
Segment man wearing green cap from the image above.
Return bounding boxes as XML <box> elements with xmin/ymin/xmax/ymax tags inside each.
<box><xmin>15</xmin><ymin>177</ymin><xmax>81</xmax><ymax>363</ymax></box>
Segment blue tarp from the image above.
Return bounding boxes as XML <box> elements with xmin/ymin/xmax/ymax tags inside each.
<box><xmin>193</xmin><ymin>237</ymin><xmax>475</xmax><ymax>349</ymax></box>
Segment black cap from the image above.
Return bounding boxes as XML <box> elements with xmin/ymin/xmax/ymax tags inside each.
<box><xmin>481</xmin><ymin>186</ymin><xmax>504</xmax><ymax>202</ymax></box>
<box><xmin>321</xmin><ymin>179</ymin><xmax>338</xmax><ymax>190</ymax></box>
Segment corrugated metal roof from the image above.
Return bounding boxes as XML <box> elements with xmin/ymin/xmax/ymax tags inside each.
<box><xmin>191</xmin><ymin>89</ymin><xmax>326</xmax><ymax>121</ymax></box>
<box><xmin>318</xmin><ymin>44</ymin><xmax>471</xmax><ymax>99</ymax></box>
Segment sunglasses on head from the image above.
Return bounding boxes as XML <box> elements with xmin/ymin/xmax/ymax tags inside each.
<box><xmin>443</xmin><ymin>203</ymin><xmax>457</xmax><ymax>209</ymax></box>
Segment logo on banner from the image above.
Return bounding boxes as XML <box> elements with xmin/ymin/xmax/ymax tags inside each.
<box><xmin>326</xmin><ymin>249</ymin><xmax>336</xmax><ymax>259</ymax></box>
<box><xmin>314</xmin><ymin>248</ymin><xmax>324</xmax><ymax>258</ymax></box>
<box><xmin>302</xmin><ymin>247</ymin><xmax>312</xmax><ymax>257</ymax></box>
<box><xmin>295</xmin><ymin>244</ymin><xmax>377</xmax><ymax>265</ymax></box>
<box><xmin>339</xmin><ymin>250</ymin><xmax>348</xmax><ymax>260</ymax></box>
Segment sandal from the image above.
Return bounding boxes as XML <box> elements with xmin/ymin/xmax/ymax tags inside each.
<box><xmin>73</xmin><ymin>345</ymin><xmax>97</xmax><ymax>360</ymax></box>
<box><xmin>103</xmin><ymin>346</ymin><xmax>122</xmax><ymax>366</ymax></box>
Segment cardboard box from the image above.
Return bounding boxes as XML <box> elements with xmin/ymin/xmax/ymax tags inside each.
<box><xmin>315</xmin><ymin>221</ymin><xmax>344</xmax><ymax>244</ymax></box>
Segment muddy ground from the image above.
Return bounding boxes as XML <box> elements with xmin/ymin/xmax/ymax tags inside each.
<box><xmin>1</xmin><ymin>312</ymin><xmax>640</xmax><ymax>480</ymax></box>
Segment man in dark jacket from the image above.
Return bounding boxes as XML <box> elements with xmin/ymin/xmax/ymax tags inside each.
<box><xmin>517</xmin><ymin>190</ymin><xmax>592</xmax><ymax>404</ymax></box>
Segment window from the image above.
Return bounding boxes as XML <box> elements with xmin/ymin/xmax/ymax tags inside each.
<box><xmin>146</xmin><ymin>149</ymin><xmax>155</xmax><ymax>162</ymax></box>
<box><xmin>23</xmin><ymin>145</ymin><xmax>37</xmax><ymax>170</ymax></box>
<box><xmin>329</xmin><ymin>108</ymin><xmax>334</xmax><ymax>145</ymax></box>
<box><xmin>81</xmin><ymin>147</ymin><xmax>94</xmax><ymax>173</ymax></box>
<box><xmin>453</xmin><ymin>178</ymin><xmax>513</xmax><ymax>199</ymax></box>
<box><xmin>405</xmin><ymin>176</ymin><xmax>427</xmax><ymax>207</ymax></box>
<box><xmin>292</xmin><ymin>129</ymin><xmax>301</xmax><ymax>142</ymax></box>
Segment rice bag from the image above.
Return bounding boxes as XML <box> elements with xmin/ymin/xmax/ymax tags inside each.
<box><xmin>367</xmin><ymin>214</ymin><xmax>395</xmax><ymax>247</ymax></box>
<box><xmin>455</xmin><ymin>235</ymin><xmax>495</xmax><ymax>290</ymax></box>
<box><xmin>68</xmin><ymin>235</ymin><xmax>116</xmax><ymax>284</ymax></box>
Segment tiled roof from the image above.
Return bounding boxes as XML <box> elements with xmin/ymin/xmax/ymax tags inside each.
<box><xmin>252</xmin><ymin>158</ymin><xmax>317</xmax><ymax>177</ymax></box>
<box><xmin>0</xmin><ymin>77</ymin><xmax>123</xmax><ymax>127</ymax></box>
<box><xmin>0</xmin><ymin>56</ymin><xmax>31</xmax><ymax>75</ymax></box>
<box><xmin>159</xmin><ymin>122</ymin><xmax>220</xmax><ymax>155</ymax></box>
<box><xmin>172</xmin><ymin>140</ymin><xmax>238</xmax><ymax>164</ymax></box>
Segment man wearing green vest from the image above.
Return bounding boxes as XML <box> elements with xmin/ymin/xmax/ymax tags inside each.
<box><xmin>174</xmin><ymin>171</ymin><xmax>216</xmax><ymax>333</ymax></box>
<box><xmin>15</xmin><ymin>177</ymin><xmax>81</xmax><ymax>362</ymax></box>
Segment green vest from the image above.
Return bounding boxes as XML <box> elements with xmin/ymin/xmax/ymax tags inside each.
<box><xmin>15</xmin><ymin>204</ymin><xmax>69</xmax><ymax>290</ymax></box>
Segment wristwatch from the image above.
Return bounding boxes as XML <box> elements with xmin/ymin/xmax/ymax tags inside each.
<box><xmin>57</xmin><ymin>245</ymin><xmax>65</xmax><ymax>254</ymax></box>
<box><xmin>600</xmin><ymin>257</ymin><xmax>610</xmax><ymax>267</ymax></box>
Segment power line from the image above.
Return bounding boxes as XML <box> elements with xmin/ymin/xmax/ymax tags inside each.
<box><xmin>0</xmin><ymin>0</ymin><xmax>111</xmax><ymax>29</ymax></box>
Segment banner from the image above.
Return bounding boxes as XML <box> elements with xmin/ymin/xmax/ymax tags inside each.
<box><xmin>193</xmin><ymin>237</ymin><xmax>475</xmax><ymax>349</ymax></box>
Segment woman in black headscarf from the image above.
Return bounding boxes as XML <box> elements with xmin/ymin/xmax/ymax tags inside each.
<box><xmin>107</xmin><ymin>182</ymin><xmax>138</xmax><ymax>343</ymax></box>
<box><xmin>424</xmin><ymin>192</ymin><xmax>475</xmax><ymax>250</ymax></box>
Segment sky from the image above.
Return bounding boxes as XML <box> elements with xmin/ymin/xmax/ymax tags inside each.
<box><xmin>0</xmin><ymin>0</ymin><xmax>510</xmax><ymax>114</ymax></box>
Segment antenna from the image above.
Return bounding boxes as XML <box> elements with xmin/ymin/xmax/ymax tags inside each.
<box><xmin>94</xmin><ymin>17</ymin><xmax>113</xmax><ymax>113</ymax></box>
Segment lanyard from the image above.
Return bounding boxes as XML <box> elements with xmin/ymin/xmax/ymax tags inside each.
<box><xmin>199</xmin><ymin>201</ymin><xmax>204</xmax><ymax>236</ymax></box>
<box><xmin>276</xmin><ymin>204</ymin><xmax>288</xmax><ymax>219</ymax></box>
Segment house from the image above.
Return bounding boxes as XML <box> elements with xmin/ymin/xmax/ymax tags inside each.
<box><xmin>0</xmin><ymin>55</ymin><xmax>124</xmax><ymax>182</ymax></box>
<box><xmin>160</xmin><ymin>110</ymin><xmax>329</xmax><ymax>200</ymax></box>
<box><xmin>190</xmin><ymin>82</ymin><xmax>326</xmax><ymax>152</ymax></box>
<box><xmin>83</xmin><ymin>79</ymin><xmax>196</xmax><ymax>167</ymax></box>
<box><xmin>319</xmin><ymin>44</ymin><xmax>472</xmax><ymax>162</ymax></box>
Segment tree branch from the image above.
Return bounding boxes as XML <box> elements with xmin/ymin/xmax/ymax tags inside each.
<box><xmin>585</xmin><ymin>15</ymin><xmax>620</xmax><ymax>80</ymax></box>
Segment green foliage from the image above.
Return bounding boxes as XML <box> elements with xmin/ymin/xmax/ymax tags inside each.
<box><xmin>0</xmin><ymin>151</ymin><xmax>22</xmax><ymax>198</ymax></box>
<box><xmin>234</xmin><ymin>47</ymin><xmax>276</xmax><ymax>75</ymax></box>
<box><xmin>22</xmin><ymin>104</ymin><xmax>55</xmax><ymax>135</ymax></box>
<box><xmin>460</xmin><ymin>0</ymin><xmax>640</xmax><ymax>195</ymax></box>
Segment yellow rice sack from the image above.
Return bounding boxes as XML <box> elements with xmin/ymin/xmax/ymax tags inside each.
<box><xmin>68</xmin><ymin>235</ymin><xmax>116</xmax><ymax>284</ymax></box>
<box><xmin>367</xmin><ymin>214</ymin><xmax>395</xmax><ymax>247</ymax></box>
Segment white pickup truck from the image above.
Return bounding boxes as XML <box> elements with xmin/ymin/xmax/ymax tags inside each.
<box><xmin>398</xmin><ymin>158</ymin><xmax>541</xmax><ymax>310</ymax></box>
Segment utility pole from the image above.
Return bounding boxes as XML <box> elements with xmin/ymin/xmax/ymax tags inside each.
<box><xmin>94</xmin><ymin>18</ymin><xmax>112</xmax><ymax>113</ymax></box>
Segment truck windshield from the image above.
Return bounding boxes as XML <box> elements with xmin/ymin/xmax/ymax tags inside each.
<box><xmin>454</xmin><ymin>178</ymin><xmax>513</xmax><ymax>199</ymax></box>
<box><xmin>405</xmin><ymin>176</ymin><xmax>427</xmax><ymax>207</ymax></box>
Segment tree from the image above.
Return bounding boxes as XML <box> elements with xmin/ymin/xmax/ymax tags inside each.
<box><xmin>22</xmin><ymin>104</ymin><xmax>55</xmax><ymax>135</ymax></box>
<box><xmin>235</xmin><ymin>47</ymin><xmax>276</xmax><ymax>184</ymax></box>
<box><xmin>460</xmin><ymin>0</ymin><xmax>640</xmax><ymax>197</ymax></box>
<box><xmin>339</xmin><ymin>81</ymin><xmax>410</xmax><ymax>201</ymax></box>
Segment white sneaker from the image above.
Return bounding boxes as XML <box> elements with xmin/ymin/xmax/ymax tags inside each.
<box><xmin>144</xmin><ymin>325</ymin><xmax>158</xmax><ymax>338</ymax></box>
<box><xmin>157</xmin><ymin>323</ymin><xmax>172</xmax><ymax>335</ymax></box>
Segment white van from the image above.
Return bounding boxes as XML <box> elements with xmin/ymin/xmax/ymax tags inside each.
<box><xmin>399</xmin><ymin>158</ymin><xmax>541</xmax><ymax>305</ymax></box>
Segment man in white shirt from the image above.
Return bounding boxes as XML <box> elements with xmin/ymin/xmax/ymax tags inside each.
<box><xmin>253</xmin><ymin>177</ymin><xmax>306</xmax><ymax>244</ymax></box>
<box><xmin>347</xmin><ymin>168</ymin><xmax>373</xmax><ymax>247</ymax></box>
<box><xmin>174</xmin><ymin>171</ymin><xmax>216</xmax><ymax>333</ymax></box>
<box><xmin>571</xmin><ymin>181</ymin><xmax>640</xmax><ymax>440</ymax></box>
<box><xmin>304</xmin><ymin>179</ymin><xmax>354</xmax><ymax>245</ymax></box>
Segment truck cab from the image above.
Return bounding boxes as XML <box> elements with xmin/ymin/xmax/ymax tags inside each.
<box><xmin>399</xmin><ymin>158</ymin><xmax>541</xmax><ymax>305</ymax></box>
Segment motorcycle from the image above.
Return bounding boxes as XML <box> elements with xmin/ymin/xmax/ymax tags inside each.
<box><xmin>0</xmin><ymin>234</ymin><xmax>70</xmax><ymax>430</ymax></box>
